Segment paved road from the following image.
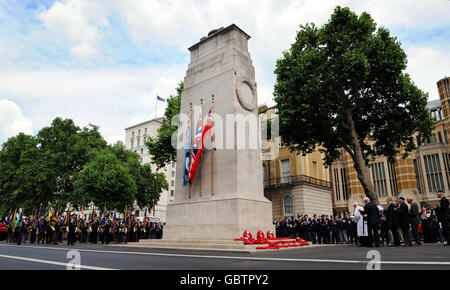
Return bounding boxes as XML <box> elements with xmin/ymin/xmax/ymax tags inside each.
<box><xmin>0</xmin><ymin>242</ymin><xmax>449</xmax><ymax>270</ymax></box>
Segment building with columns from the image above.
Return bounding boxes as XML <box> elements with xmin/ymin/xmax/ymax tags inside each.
<box><xmin>259</xmin><ymin>105</ymin><xmax>333</xmax><ymax>219</ymax></box>
<box><xmin>124</xmin><ymin>118</ymin><xmax>176</xmax><ymax>222</ymax></box>
<box><xmin>331</xmin><ymin>77</ymin><xmax>450</xmax><ymax>213</ymax></box>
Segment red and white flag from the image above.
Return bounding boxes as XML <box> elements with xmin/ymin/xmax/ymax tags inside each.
<box><xmin>188</xmin><ymin>107</ymin><xmax>213</xmax><ymax>185</ymax></box>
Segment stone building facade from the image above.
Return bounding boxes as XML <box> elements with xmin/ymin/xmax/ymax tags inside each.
<box><xmin>124</xmin><ymin>118</ymin><xmax>176</xmax><ymax>222</ymax></box>
<box><xmin>331</xmin><ymin>77</ymin><xmax>450</xmax><ymax>214</ymax></box>
<box><xmin>259</xmin><ymin>105</ymin><xmax>333</xmax><ymax>219</ymax></box>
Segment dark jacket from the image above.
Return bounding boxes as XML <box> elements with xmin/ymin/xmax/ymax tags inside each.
<box><xmin>436</xmin><ymin>196</ymin><xmax>450</xmax><ymax>222</ymax></box>
<box><xmin>364</xmin><ymin>202</ymin><xmax>381</xmax><ymax>225</ymax></box>
<box><xmin>385</xmin><ymin>202</ymin><xmax>396</xmax><ymax>224</ymax></box>
<box><xmin>408</xmin><ymin>202</ymin><xmax>420</xmax><ymax>225</ymax></box>
<box><xmin>396</xmin><ymin>202</ymin><xmax>409</xmax><ymax>227</ymax></box>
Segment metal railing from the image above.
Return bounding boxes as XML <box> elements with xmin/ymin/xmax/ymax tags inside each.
<box><xmin>264</xmin><ymin>175</ymin><xmax>331</xmax><ymax>189</ymax></box>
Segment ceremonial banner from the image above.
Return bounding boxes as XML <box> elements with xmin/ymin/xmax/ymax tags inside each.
<box><xmin>183</xmin><ymin>111</ymin><xmax>192</xmax><ymax>186</ymax></box>
<box><xmin>188</xmin><ymin>107</ymin><xmax>213</xmax><ymax>185</ymax></box>
<box><xmin>14</xmin><ymin>209</ymin><xmax>22</xmax><ymax>228</ymax></box>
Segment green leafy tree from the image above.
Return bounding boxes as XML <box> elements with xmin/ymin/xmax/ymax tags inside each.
<box><xmin>74</xmin><ymin>152</ymin><xmax>136</xmax><ymax>211</ymax></box>
<box><xmin>146</xmin><ymin>82</ymin><xmax>183</xmax><ymax>169</ymax></box>
<box><xmin>274</xmin><ymin>6</ymin><xmax>433</xmax><ymax>204</ymax></box>
<box><xmin>0</xmin><ymin>133</ymin><xmax>54</xmax><ymax>213</ymax></box>
<box><xmin>135</xmin><ymin>164</ymin><xmax>168</xmax><ymax>210</ymax></box>
<box><xmin>109</xmin><ymin>142</ymin><xmax>168</xmax><ymax>209</ymax></box>
<box><xmin>37</xmin><ymin>118</ymin><xmax>107</xmax><ymax>205</ymax></box>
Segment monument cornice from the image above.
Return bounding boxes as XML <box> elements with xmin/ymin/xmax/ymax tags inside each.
<box><xmin>188</xmin><ymin>24</ymin><xmax>251</xmax><ymax>52</ymax></box>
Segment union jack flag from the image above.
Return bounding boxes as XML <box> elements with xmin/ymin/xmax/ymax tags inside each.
<box><xmin>183</xmin><ymin>111</ymin><xmax>192</xmax><ymax>186</ymax></box>
<box><xmin>188</xmin><ymin>107</ymin><xmax>213</xmax><ymax>185</ymax></box>
<box><xmin>187</xmin><ymin>114</ymin><xmax>202</xmax><ymax>182</ymax></box>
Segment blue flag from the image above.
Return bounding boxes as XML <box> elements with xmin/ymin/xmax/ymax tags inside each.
<box><xmin>183</xmin><ymin>111</ymin><xmax>192</xmax><ymax>186</ymax></box>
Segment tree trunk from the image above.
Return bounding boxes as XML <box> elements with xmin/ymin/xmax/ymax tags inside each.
<box><xmin>345</xmin><ymin>109</ymin><xmax>379</xmax><ymax>205</ymax></box>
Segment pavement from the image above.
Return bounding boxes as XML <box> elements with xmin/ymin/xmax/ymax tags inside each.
<box><xmin>0</xmin><ymin>241</ymin><xmax>449</xmax><ymax>270</ymax></box>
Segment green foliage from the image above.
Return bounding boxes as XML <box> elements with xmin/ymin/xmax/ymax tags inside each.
<box><xmin>0</xmin><ymin>118</ymin><xmax>168</xmax><ymax>214</ymax></box>
<box><xmin>135</xmin><ymin>164</ymin><xmax>168</xmax><ymax>210</ymax></box>
<box><xmin>274</xmin><ymin>6</ymin><xmax>434</xmax><ymax>202</ymax></box>
<box><xmin>274</xmin><ymin>6</ymin><xmax>433</xmax><ymax>163</ymax></box>
<box><xmin>146</xmin><ymin>82</ymin><xmax>183</xmax><ymax>169</ymax></box>
<box><xmin>0</xmin><ymin>133</ymin><xmax>54</xmax><ymax>213</ymax></box>
<box><xmin>107</xmin><ymin>141</ymin><xmax>168</xmax><ymax>209</ymax></box>
<box><xmin>37</xmin><ymin>118</ymin><xmax>107</xmax><ymax>205</ymax></box>
<box><xmin>74</xmin><ymin>152</ymin><xmax>136</xmax><ymax>212</ymax></box>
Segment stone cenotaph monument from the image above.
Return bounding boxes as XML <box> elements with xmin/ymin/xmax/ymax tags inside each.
<box><xmin>164</xmin><ymin>24</ymin><xmax>274</xmax><ymax>240</ymax></box>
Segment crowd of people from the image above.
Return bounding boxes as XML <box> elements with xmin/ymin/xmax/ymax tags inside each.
<box><xmin>0</xmin><ymin>212</ymin><xmax>164</xmax><ymax>246</ymax></box>
<box><xmin>274</xmin><ymin>192</ymin><xmax>450</xmax><ymax>247</ymax></box>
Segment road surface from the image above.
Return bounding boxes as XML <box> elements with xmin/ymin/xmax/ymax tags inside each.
<box><xmin>0</xmin><ymin>242</ymin><xmax>449</xmax><ymax>270</ymax></box>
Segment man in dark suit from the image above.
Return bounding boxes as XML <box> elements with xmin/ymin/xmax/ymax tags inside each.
<box><xmin>385</xmin><ymin>197</ymin><xmax>400</xmax><ymax>246</ymax></box>
<box><xmin>395</xmin><ymin>197</ymin><xmax>412</xmax><ymax>247</ymax></box>
<box><xmin>68</xmin><ymin>215</ymin><xmax>76</xmax><ymax>246</ymax></box>
<box><xmin>363</xmin><ymin>197</ymin><xmax>381</xmax><ymax>247</ymax></box>
<box><xmin>407</xmin><ymin>197</ymin><xmax>421</xmax><ymax>245</ymax></box>
<box><xmin>436</xmin><ymin>191</ymin><xmax>450</xmax><ymax>246</ymax></box>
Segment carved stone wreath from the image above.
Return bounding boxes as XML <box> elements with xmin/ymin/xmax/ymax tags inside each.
<box><xmin>235</xmin><ymin>76</ymin><xmax>257</xmax><ymax>111</ymax></box>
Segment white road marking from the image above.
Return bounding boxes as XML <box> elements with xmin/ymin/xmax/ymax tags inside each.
<box><xmin>0</xmin><ymin>253</ymin><xmax>117</xmax><ymax>270</ymax></box>
<box><xmin>0</xmin><ymin>244</ymin><xmax>449</xmax><ymax>266</ymax></box>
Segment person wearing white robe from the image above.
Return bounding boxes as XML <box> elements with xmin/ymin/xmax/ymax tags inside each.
<box><xmin>353</xmin><ymin>202</ymin><xmax>368</xmax><ymax>246</ymax></box>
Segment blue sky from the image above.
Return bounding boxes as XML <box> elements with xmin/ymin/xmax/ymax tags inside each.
<box><xmin>0</xmin><ymin>0</ymin><xmax>449</xmax><ymax>145</ymax></box>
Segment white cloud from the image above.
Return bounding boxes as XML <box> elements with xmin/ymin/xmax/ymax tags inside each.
<box><xmin>0</xmin><ymin>99</ymin><xmax>33</xmax><ymax>143</ymax></box>
<box><xmin>38</xmin><ymin>0</ymin><xmax>109</xmax><ymax>59</ymax></box>
<box><xmin>2</xmin><ymin>0</ymin><xmax>448</xmax><ymax>143</ymax></box>
<box><xmin>104</xmin><ymin>134</ymin><xmax>125</xmax><ymax>145</ymax></box>
<box><xmin>109</xmin><ymin>0</ymin><xmax>450</xmax><ymax>105</ymax></box>
<box><xmin>406</xmin><ymin>46</ymin><xmax>450</xmax><ymax>100</ymax></box>
<box><xmin>0</xmin><ymin>65</ymin><xmax>185</xmax><ymax>145</ymax></box>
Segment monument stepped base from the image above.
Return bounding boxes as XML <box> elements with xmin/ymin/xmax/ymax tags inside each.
<box><xmin>124</xmin><ymin>239</ymin><xmax>259</xmax><ymax>251</ymax></box>
<box><xmin>120</xmin><ymin>239</ymin><xmax>312</xmax><ymax>252</ymax></box>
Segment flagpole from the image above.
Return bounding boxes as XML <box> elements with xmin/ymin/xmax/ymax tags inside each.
<box><xmin>189</xmin><ymin>102</ymin><xmax>193</xmax><ymax>199</ymax></box>
<box><xmin>211</xmin><ymin>94</ymin><xmax>215</xmax><ymax>197</ymax></box>
<box><xmin>200</xmin><ymin>98</ymin><xmax>203</xmax><ymax>198</ymax></box>
<box><xmin>155</xmin><ymin>97</ymin><xmax>157</xmax><ymax>118</ymax></box>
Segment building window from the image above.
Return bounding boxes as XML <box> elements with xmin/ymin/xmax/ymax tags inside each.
<box><xmin>388</xmin><ymin>162</ymin><xmax>398</xmax><ymax>196</ymax></box>
<box><xmin>138</xmin><ymin>130</ymin><xmax>141</xmax><ymax>136</ymax></box>
<box><xmin>334</xmin><ymin>168</ymin><xmax>341</xmax><ymax>201</ymax></box>
<box><xmin>438</xmin><ymin>132</ymin><xmax>443</xmax><ymax>144</ymax></box>
<box><xmin>425</xmin><ymin>134</ymin><xmax>438</xmax><ymax>145</ymax></box>
<box><xmin>137</xmin><ymin>138</ymin><xmax>140</xmax><ymax>146</ymax></box>
<box><xmin>443</xmin><ymin>154</ymin><xmax>450</xmax><ymax>190</ymax></box>
<box><xmin>283</xmin><ymin>195</ymin><xmax>294</xmax><ymax>216</ymax></box>
<box><xmin>371</xmin><ymin>162</ymin><xmax>388</xmax><ymax>197</ymax></box>
<box><xmin>171</xmin><ymin>190</ymin><xmax>174</xmax><ymax>197</ymax></box>
<box><xmin>131</xmin><ymin>140</ymin><xmax>134</xmax><ymax>148</ymax></box>
<box><xmin>423</xmin><ymin>154</ymin><xmax>445</xmax><ymax>193</ymax></box>
<box><xmin>172</xmin><ymin>162</ymin><xmax>175</xmax><ymax>168</ymax></box>
<box><xmin>171</xmin><ymin>171</ymin><xmax>175</xmax><ymax>177</ymax></box>
<box><xmin>413</xmin><ymin>159</ymin><xmax>422</xmax><ymax>194</ymax></box>
<box><xmin>140</xmin><ymin>149</ymin><xmax>144</xmax><ymax>154</ymax></box>
<box><xmin>132</xmin><ymin>132</ymin><xmax>135</xmax><ymax>138</ymax></box>
<box><xmin>171</xmin><ymin>180</ymin><xmax>174</xmax><ymax>187</ymax></box>
<box><xmin>444</xmin><ymin>130</ymin><xmax>448</xmax><ymax>143</ymax></box>
<box><xmin>145</xmin><ymin>128</ymin><xmax>147</xmax><ymax>134</ymax></box>
<box><xmin>312</xmin><ymin>161</ymin><xmax>318</xmax><ymax>178</ymax></box>
<box><xmin>341</xmin><ymin>168</ymin><xmax>349</xmax><ymax>200</ymax></box>
<box><xmin>281</xmin><ymin>159</ymin><xmax>291</xmax><ymax>183</ymax></box>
